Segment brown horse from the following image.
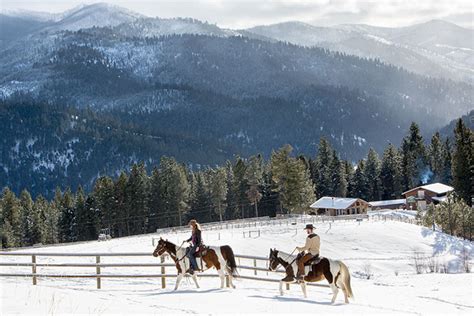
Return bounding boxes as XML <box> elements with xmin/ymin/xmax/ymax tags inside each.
<box><xmin>268</xmin><ymin>248</ymin><xmax>353</xmax><ymax>303</ymax></box>
<box><xmin>153</xmin><ymin>238</ymin><xmax>237</xmax><ymax>290</ymax></box>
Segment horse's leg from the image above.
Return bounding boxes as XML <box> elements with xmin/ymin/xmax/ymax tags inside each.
<box><xmin>174</xmin><ymin>274</ymin><xmax>184</xmax><ymax>291</ymax></box>
<box><xmin>342</xmin><ymin>286</ymin><xmax>349</xmax><ymax>303</ymax></box>
<box><xmin>217</xmin><ymin>268</ymin><xmax>225</xmax><ymax>288</ymax></box>
<box><xmin>330</xmin><ymin>283</ymin><xmax>339</xmax><ymax>304</ymax></box>
<box><xmin>337</xmin><ymin>278</ymin><xmax>349</xmax><ymax>303</ymax></box>
<box><xmin>300</xmin><ymin>282</ymin><xmax>307</xmax><ymax>298</ymax></box>
<box><xmin>192</xmin><ymin>274</ymin><xmax>200</xmax><ymax>289</ymax></box>
<box><xmin>228</xmin><ymin>273</ymin><xmax>236</xmax><ymax>289</ymax></box>
<box><xmin>279</xmin><ymin>281</ymin><xmax>284</xmax><ymax>296</ymax></box>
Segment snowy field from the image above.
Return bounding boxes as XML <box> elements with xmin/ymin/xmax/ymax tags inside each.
<box><xmin>1</xmin><ymin>217</ymin><xmax>473</xmax><ymax>315</ymax></box>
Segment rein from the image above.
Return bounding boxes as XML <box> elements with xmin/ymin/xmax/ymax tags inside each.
<box><xmin>280</xmin><ymin>248</ymin><xmax>297</xmax><ymax>265</ymax></box>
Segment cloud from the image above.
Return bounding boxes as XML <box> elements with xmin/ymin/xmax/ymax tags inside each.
<box><xmin>2</xmin><ymin>0</ymin><xmax>472</xmax><ymax>28</ymax></box>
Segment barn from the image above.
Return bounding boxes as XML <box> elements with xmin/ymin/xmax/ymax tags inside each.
<box><xmin>310</xmin><ymin>197</ymin><xmax>370</xmax><ymax>216</ymax></box>
<box><xmin>369</xmin><ymin>199</ymin><xmax>406</xmax><ymax>210</ymax></box>
<box><xmin>402</xmin><ymin>182</ymin><xmax>454</xmax><ymax>210</ymax></box>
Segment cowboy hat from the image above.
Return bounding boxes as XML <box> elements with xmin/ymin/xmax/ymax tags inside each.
<box><xmin>304</xmin><ymin>224</ymin><xmax>315</xmax><ymax>230</ymax></box>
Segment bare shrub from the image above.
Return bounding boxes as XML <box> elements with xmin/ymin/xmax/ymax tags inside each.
<box><xmin>460</xmin><ymin>246</ymin><xmax>471</xmax><ymax>273</ymax></box>
<box><xmin>439</xmin><ymin>260</ymin><xmax>450</xmax><ymax>274</ymax></box>
<box><xmin>427</xmin><ymin>256</ymin><xmax>438</xmax><ymax>273</ymax></box>
<box><xmin>362</xmin><ymin>262</ymin><xmax>373</xmax><ymax>280</ymax></box>
<box><xmin>412</xmin><ymin>249</ymin><xmax>425</xmax><ymax>274</ymax></box>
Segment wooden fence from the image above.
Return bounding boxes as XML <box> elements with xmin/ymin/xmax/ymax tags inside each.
<box><xmin>0</xmin><ymin>252</ymin><xmax>329</xmax><ymax>290</ymax></box>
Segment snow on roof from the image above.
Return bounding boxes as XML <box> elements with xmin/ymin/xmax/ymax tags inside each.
<box><xmin>310</xmin><ymin>196</ymin><xmax>360</xmax><ymax>210</ymax></box>
<box><xmin>432</xmin><ymin>196</ymin><xmax>447</xmax><ymax>203</ymax></box>
<box><xmin>403</xmin><ymin>182</ymin><xmax>454</xmax><ymax>195</ymax></box>
<box><xmin>369</xmin><ymin>199</ymin><xmax>406</xmax><ymax>207</ymax></box>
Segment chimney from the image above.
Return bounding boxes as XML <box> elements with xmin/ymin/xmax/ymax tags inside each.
<box><xmin>332</xmin><ymin>197</ymin><xmax>334</xmax><ymax>206</ymax></box>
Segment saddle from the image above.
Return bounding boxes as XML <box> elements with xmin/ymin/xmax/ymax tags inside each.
<box><xmin>191</xmin><ymin>245</ymin><xmax>209</xmax><ymax>257</ymax></box>
<box><xmin>297</xmin><ymin>252</ymin><xmax>322</xmax><ymax>266</ymax></box>
<box><xmin>306</xmin><ymin>255</ymin><xmax>322</xmax><ymax>266</ymax></box>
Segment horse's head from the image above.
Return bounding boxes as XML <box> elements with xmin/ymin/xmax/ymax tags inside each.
<box><xmin>268</xmin><ymin>248</ymin><xmax>280</xmax><ymax>271</ymax></box>
<box><xmin>152</xmin><ymin>237</ymin><xmax>173</xmax><ymax>257</ymax></box>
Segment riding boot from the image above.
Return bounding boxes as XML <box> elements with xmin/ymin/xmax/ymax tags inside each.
<box><xmin>186</xmin><ymin>268</ymin><xmax>194</xmax><ymax>275</ymax></box>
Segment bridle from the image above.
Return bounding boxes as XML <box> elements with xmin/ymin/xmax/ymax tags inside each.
<box><xmin>156</xmin><ymin>241</ymin><xmax>179</xmax><ymax>262</ymax></box>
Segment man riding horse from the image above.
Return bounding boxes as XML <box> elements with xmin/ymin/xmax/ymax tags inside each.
<box><xmin>295</xmin><ymin>223</ymin><xmax>320</xmax><ymax>281</ymax></box>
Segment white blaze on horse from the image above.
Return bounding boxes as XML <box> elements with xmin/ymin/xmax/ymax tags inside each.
<box><xmin>268</xmin><ymin>248</ymin><xmax>354</xmax><ymax>304</ymax></box>
<box><xmin>153</xmin><ymin>238</ymin><xmax>237</xmax><ymax>290</ymax></box>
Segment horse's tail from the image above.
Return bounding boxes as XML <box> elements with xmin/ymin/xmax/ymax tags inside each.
<box><xmin>221</xmin><ymin>245</ymin><xmax>238</xmax><ymax>277</ymax></box>
<box><xmin>339</xmin><ymin>261</ymin><xmax>354</xmax><ymax>299</ymax></box>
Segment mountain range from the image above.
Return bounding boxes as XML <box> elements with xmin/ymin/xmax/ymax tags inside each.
<box><xmin>0</xmin><ymin>3</ymin><xmax>472</xmax><ymax>197</ymax></box>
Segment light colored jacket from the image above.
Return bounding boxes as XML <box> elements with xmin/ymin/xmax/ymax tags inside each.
<box><xmin>297</xmin><ymin>233</ymin><xmax>320</xmax><ymax>256</ymax></box>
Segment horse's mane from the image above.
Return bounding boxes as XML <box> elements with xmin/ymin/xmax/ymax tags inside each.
<box><xmin>276</xmin><ymin>250</ymin><xmax>296</xmax><ymax>261</ymax></box>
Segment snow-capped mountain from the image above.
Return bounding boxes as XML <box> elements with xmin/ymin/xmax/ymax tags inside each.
<box><xmin>0</xmin><ymin>3</ymin><xmax>472</xmax><ymax>197</ymax></box>
<box><xmin>245</xmin><ymin>20</ymin><xmax>474</xmax><ymax>82</ymax></box>
<box><xmin>43</xmin><ymin>2</ymin><xmax>142</xmax><ymax>32</ymax></box>
<box><xmin>109</xmin><ymin>17</ymin><xmax>235</xmax><ymax>38</ymax></box>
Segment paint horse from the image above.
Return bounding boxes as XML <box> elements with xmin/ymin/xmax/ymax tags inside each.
<box><xmin>268</xmin><ymin>248</ymin><xmax>353</xmax><ymax>303</ymax></box>
<box><xmin>153</xmin><ymin>238</ymin><xmax>237</xmax><ymax>290</ymax></box>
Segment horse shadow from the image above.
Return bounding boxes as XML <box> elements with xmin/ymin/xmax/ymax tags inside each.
<box><xmin>143</xmin><ymin>288</ymin><xmax>229</xmax><ymax>297</ymax></box>
<box><xmin>247</xmin><ymin>294</ymin><xmax>342</xmax><ymax>306</ymax></box>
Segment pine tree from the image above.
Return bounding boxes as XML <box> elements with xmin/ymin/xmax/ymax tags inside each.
<box><xmin>442</xmin><ymin>139</ymin><xmax>453</xmax><ymax>184</ymax></box>
<box><xmin>435</xmin><ymin>194</ymin><xmax>462</xmax><ymax>236</ymax></box>
<box><xmin>380</xmin><ymin>144</ymin><xmax>402</xmax><ymax>199</ymax></box>
<box><xmin>343</xmin><ymin>161</ymin><xmax>355</xmax><ymax>198</ymax></box>
<box><xmin>351</xmin><ymin>160</ymin><xmax>368</xmax><ymax>199</ymax></box>
<box><xmin>1</xmin><ymin>188</ymin><xmax>21</xmax><ymax>247</ymax></box>
<box><xmin>329</xmin><ymin>150</ymin><xmax>347</xmax><ymax>197</ymax></box>
<box><xmin>189</xmin><ymin>172</ymin><xmax>211</xmax><ymax>222</ymax></box>
<box><xmin>245</xmin><ymin>155</ymin><xmax>264</xmax><ymax>218</ymax></box>
<box><xmin>224</xmin><ymin>161</ymin><xmax>239</xmax><ymax>219</ymax></box>
<box><xmin>73</xmin><ymin>186</ymin><xmax>87</xmax><ymax>241</ymax></box>
<box><xmin>114</xmin><ymin>172</ymin><xmax>128</xmax><ymax>237</ymax></box>
<box><xmin>32</xmin><ymin>195</ymin><xmax>48</xmax><ymax>244</ymax></box>
<box><xmin>157</xmin><ymin>157</ymin><xmax>189</xmax><ymax>227</ymax></box>
<box><xmin>148</xmin><ymin>167</ymin><xmax>161</xmax><ymax>230</ymax></box>
<box><xmin>312</xmin><ymin>138</ymin><xmax>333</xmax><ymax>197</ymax></box>
<box><xmin>125</xmin><ymin>163</ymin><xmax>150</xmax><ymax>234</ymax></box>
<box><xmin>93</xmin><ymin>176</ymin><xmax>115</xmax><ymax>234</ymax></box>
<box><xmin>233</xmin><ymin>157</ymin><xmax>248</xmax><ymax>219</ymax></box>
<box><xmin>58</xmin><ymin>188</ymin><xmax>75</xmax><ymax>242</ymax></box>
<box><xmin>209</xmin><ymin>167</ymin><xmax>228</xmax><ymax>222</ymax></box>
<box><xmin>19</xmin><ymin>189</ymin><xmax>34</xmax><ymax>246</ymax></box>
<box><xmin>400</xmin><ymin>122</ymin><xmax>427</xmax><ymax>190</ymax></box>
<box><xmin>271</xmin><ymin>145</ymin><xmax>315</xmax><ymax>214</ymax></box>
<box><xmin>452</xmin><ymin>119</ymin><xmax>474</xmax><ymax>206</ymax></box>
<box><xmin>428</xmin><ymin>132</ymin><xmax>444</xmax><ymax>183</ymax></box>
<box><xmin>44</xmin><ymin>194</ymin><xmax>60</xmax><ymax>244</ymax></box>
<box><xmin>364</xmin><ymin>148</ymin><xmax>381</xmax><ymax>201</ymax></box>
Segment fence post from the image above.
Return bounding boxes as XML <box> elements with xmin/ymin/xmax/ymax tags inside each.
<box><xmin>226</xmin><ymin>275</ymin><xmax>230</xmax><ymax>287</ymax></box>
<box><xmin>286</xmin><ymin>283</ymin><xmax>290</xmax><ymax>290</ymax></box>
<box><xmin>96</xmin><ymin>256</ymin><xmax>101</xmax><ymax>289</ymax></box>
<box><xmin>253</xmin><ymin>259</ymin><xmax>257</xmax><ymax>276</ymax></box>
<box><xmin>31</xmin><ymin>255</ymin><xmax>37</xmax><ymax>285</ymax></box>
<box><xmin>161</xmin><ymin>256</ymin><xmax>166</xmax><ymax>289</ymax></box>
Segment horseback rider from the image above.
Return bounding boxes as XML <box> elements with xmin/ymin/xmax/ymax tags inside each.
<box><xmin>184</xmin><ymin>219</ymin><xmax>202</xmax><ymax>274</ymax></box>
<box><xmin>295</xmin><ymin>223</ymin><xmax>320</xmax><ymax>281</ymax></box>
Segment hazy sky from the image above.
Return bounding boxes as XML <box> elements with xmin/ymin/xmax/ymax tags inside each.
<box><xmin>2</xmin><ymin>0</ymin><xmax>473</xmax><ymax>28</ymax></box>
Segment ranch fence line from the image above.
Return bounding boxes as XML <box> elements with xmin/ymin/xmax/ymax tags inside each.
<box><xmin>0</xmin><ymin>252</ymin><xmax>330</xmax><ymax>290</ymax></box>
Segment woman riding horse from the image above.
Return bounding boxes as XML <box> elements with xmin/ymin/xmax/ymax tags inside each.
<box><xmin>184</xmin><ymin>219</ymin><xmax>202</xmax><ymax>275</ymax></box>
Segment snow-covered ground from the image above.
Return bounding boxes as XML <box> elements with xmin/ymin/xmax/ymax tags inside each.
<box><xmin>1</xmin><ymin>218</ymin><xmax>473</xmax><ymax>315</ymax></box>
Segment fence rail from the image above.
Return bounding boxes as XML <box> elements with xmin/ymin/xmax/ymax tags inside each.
<box><xmin>0</xmin><ymin>252</ymin><xmax>329</xmax><ymax>290</ymax></box>
<box><xmin>0</xmin><ymin>214</ymin><xmax>392</xmax><ymax>290</ymax></box>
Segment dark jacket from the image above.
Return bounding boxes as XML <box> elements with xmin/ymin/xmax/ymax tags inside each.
<box><xmin>186</xmin><ymin>229</ymin><xmax>202</xmax><ymax>246</ymax></box>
